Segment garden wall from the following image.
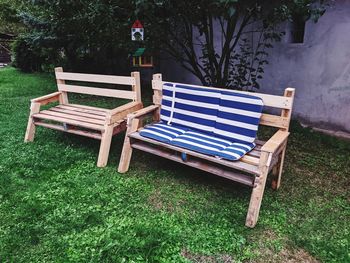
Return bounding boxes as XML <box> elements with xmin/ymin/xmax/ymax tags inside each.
<box><xmin>160</xmin><ymin>1</ymin><xmax>350</xmax><ymax>134</ymax></box>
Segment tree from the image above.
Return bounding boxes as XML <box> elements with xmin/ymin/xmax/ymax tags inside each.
<box><xmin>12</xmin><ymin>0</ymin><xmax>136</xmax><ymax>73</ymax></box>
<box><xmin>135</xmin><ymin>0</ymin><xmax>329</xmax><ymax>89</ymax></box>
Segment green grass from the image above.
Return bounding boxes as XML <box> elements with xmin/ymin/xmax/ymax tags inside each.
<box><xmin>0</xmin><ymin>67</ymin><xmax>349</xmax><ymax>262</ymax></box>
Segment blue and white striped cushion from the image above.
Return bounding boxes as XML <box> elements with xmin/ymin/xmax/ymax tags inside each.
<box><xmin>139</xmin><ymin>123</ymin><xmax>256</xmax><ymax>161</ymax></box>
<box><xmin>219</xmin><ymin>141</ymin><xmax>256</xmax><ymax>161</ymax></box>
<box><xmin>214</xmin><ymin>90</ymin><xmax>263</xmax><ymax>144</ymax></box>
<box><xmin>139</xmin><ymin>122</ymin><xmax>188</xmax><ymax>143</ymax></box>
<box><xmin>160</xmin><ymin>83</ymin><xmax>221</xmax><ymax>133</ymax></box>
<box><xmin>170</xmin><ymin>130</ymin><xmax>231</xmax><ymax>157</ymax></box>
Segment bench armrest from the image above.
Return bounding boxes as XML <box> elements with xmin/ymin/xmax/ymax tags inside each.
<box><xmin>31</xmin><ymin>92</ymin><xmax>62</xmax><ymax>105</ymax></box>
<box><xmin>261</xmin><ymin>130</ymin><xmax>289</xmax><ymax>154</ymax></box>
<box><xmin>108</xmin><ymin>101</ymin><xmax>143</xmax><ymax>124</ymax></box>
<box><xmin>127</xmin><ymin>105</ymin><xmax>160</xmax><ymax>120</ymax></box>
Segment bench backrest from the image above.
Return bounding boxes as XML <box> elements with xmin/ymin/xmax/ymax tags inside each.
<box><xmin>54</xmin><ymin>67</ymin><xmax>141</xmax><ymax>103</ymax></box>
<box><xmin>152</xmin><ymin>74</ymin><xmax>295</xmax><ymax>135</ymax></box>
<box><xmin>160</xmin><ymin>83</ymin><xmax>264</xmax><ymax>144</ymax></box>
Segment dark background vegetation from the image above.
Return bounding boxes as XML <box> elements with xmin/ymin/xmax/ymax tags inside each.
<box><xmin>1</xmin><ymin>0</ymin><xmax>329</xmax><ymax>89</ymax></box>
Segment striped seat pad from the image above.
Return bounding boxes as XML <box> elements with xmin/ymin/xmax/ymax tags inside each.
<box><xmin>139</xmin><ymin>123</ymin><xmax>256</xmax><ymax>161</ymax></box>
<box><xmin>214</xmin><ymin>90</ymin><xmax>264</xmax><ymax>144</ymax></box>
<box><xmin>139</xmin><ymin>122</ymin><xmax>188</xmax><ymax>143</ymax></box>
<box><xmin>160</xmin><ymin>83</ymin><xmax>220</xmax><ymax>133</ymax></box>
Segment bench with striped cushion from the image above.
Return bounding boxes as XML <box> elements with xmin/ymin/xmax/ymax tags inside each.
<box><xmin>140</xmin><ymin>83</ymin><xmax>263</xmax><ymax>161</ymax></box>
<box><xmin>118</xmin><ymin>73</ymin><xmax>295</xmax><ymax>228</ymax></box>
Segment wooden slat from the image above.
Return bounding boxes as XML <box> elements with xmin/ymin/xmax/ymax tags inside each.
<box><xmin>109</xmin><ymin>102</ymin><xmax>143</xmax><ymax>124</ymax></box>
<box><xmin>152</xmin><ymin>80</ymin><xmax>293</xmax><ymax>109</ymax></box>
<box><xmin>33</xmin><ymin>113</ymin><xmax>104</xmax><ymax>131</ymax></box>
<box><xmin>247</xmin><ymin>149</ymin><xmax>261</xmax><ymax>158</ymax></box>
<box><xmin>129</xmin><ymin>105</ymin><xmax>160</xmax><ymax>119</ymax></box>
<box><xmin>261</xmin><ymin>130</ymin><xmax>289</xmax><ymax>153</ymax></box>
<box><xmin>260</xmin><ymin>113</ymin><xmax>289</xmax><ymax>129</ymax></box>
<box><xmin>129</xmin><ymin>132</ymin><xmax>260</xmax><ymax>175</ymax></box>
<box><xmin>67</xmin><ymin>104</ymin><xmax>109</xmax><ymax>112</ymax></box>
<box><xmin>241</xmin><ymin>155</ymin><xmax>260</xmax><ymax>166</ymax></box>
<box><xmin>49</xmin><ymin>106</ymin><xmax>106</xmax><ymax>120</ymax></box>
<box><xmin>132</xmin><ymin>142</ymin><xmax>255</xmax><ymax>186</ymax></box>
<box><xmin>31</xmin><ymin>92</ymin><xmax>61</xmax><ymax>103</ymax></box>
<box><xmin>57</xmin><ymin>105</ymin><xmax>107</xmax><ymax>116</ymax></box>
<box><xmin>39</xmin><ymin>110</ymin><xmax>106</xmax><ymax>125</ymax></box>
<box><xmin>55</xmin><ymin>72</ymin><xmax>136</xmax><ymax>86</ymax></box>
<box><xmin>34</xmin><ymin>121</ymin><xmax>102</xmax><ymax>139</ymax></box>
<box><xmin>57</xmin><ymin>84</ymin><xmax>136</xmax><ymax>100</ymax></box>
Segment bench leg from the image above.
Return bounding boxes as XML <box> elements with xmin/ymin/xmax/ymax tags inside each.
<box><xmin>245</xmin><ymin>152</ymin><xmax>271</xmax><ymax>228</ymax></box>
<box><xmin>272</xmin><ymin>147</ymin><xmax>286</xmax><ymax>190</ymax></box>
<box><xmin>97</xmin><ymin>125</ymin><xmax>114</xmax><ymax>167</ymax></box>
<box><xmin>24</xmin><ymin>102</ymin><xmax>41</xmax><ymax>142</ymax></box>
<box><xmin>118</xmin><ymin>118</ymin><xmax>139</xmax><ymax>173</ymax></box>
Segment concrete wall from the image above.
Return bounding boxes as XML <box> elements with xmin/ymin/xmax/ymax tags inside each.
<box><xmin>160</xmin><ymin>1</ymin><xmax>350</xmax><ymax>133</ymax></box>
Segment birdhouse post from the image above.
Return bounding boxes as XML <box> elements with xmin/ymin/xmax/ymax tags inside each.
<box><xmin>131</xmin><ymin>20</ymin><xmax>144</xmax><ymax>41</ymax></box>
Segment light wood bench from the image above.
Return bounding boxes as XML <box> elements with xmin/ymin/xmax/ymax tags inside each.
<box><xmin>24</xmin><ymin>67</ymin><xmax>143</xmax><ymax>167</ymax></box>
<box><xmin>118</xmin><ymin>73</ymin><xmax>295</xmax><ymax>228</ymax></box>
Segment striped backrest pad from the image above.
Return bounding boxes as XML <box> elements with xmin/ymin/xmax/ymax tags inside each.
<box><xmin>214</xmin><ymin>90</ymin><xmax>264</xmax><ymax>144</ymax></box>
<box><xmin>160</xmin><ymin>83</ymin><xmax>264</xmax><ymax>142</ymax></box>
<box><xmin>160</xmin><ymin>83</ymin><xmax>220</xmax><ymax>133</ymax></box>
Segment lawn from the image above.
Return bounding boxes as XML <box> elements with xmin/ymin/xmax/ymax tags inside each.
<box><xmin>0</xmin><ymin>67</ymin><xmax>349</xmax><ymax>262</ymax></box>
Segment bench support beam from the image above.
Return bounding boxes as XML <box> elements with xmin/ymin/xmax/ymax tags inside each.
<box><xmin>97</xmin><ymin>125</ymin><xmax>114</xmax><ymax>167</ymax></box>
<box><xmin>245</xmin><ymin>151</ymin><xmax>271</xmax><ymax>228</ymax></box>
<box><xmin>118</xmin><ymin>118</ymin><xmax>140</xmax><ymax>173</ymax></box>
<box><xmin>24</xmin><ymin>102</ymin><xmax>41</xmax><ymax>142</ymax></box>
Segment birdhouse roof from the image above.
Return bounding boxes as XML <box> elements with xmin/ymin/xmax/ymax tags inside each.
<box><xmin>132</xmin><ymin>20</ymin><xmax>143</xmax><ymax>28</ymax></box>
<box><xmin>133</xmin><ymin>48</ymin><xmax>146</xmax><ymax>57</ymax></box>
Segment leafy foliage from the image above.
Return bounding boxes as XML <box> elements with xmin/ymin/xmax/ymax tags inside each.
<box><xmin>0</xmin><ymin>67</ymin><xmax>349</xmax><ymax>262</ymax></box>
<box><xmin>10</xmin><ymin>0</ymin><xmax>137</xmax><ymax>73</ymax></box>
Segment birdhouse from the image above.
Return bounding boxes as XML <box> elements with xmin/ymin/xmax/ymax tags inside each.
<box><xmin>132</xmin><ymin>48</ymin><xmax>154</xmax><ymax>68</ymax></box>
<box><xmin>131</xmin><ymin>20</ymin><xmax>144</xmax><ymax>41</ymax></box>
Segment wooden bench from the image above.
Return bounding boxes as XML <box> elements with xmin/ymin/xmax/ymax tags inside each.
<box><xmin>24</xmin><ymin>67</ymin><xmax>143</xmax><ymax>167</ymax></box>
<box><xmin>118</xmin><ymin>73</ymin><xmax>295</xmax><ymax>228</ymax></box>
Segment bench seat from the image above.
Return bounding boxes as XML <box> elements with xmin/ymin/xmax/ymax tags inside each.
<box><xmin>140</xmin><ymin>122</ymin><xmax>256</xmax><ymax>161</ymax></box>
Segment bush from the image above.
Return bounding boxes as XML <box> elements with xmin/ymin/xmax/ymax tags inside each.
<box><xmin>12</xmin><ymin>35</ymin><xmax>60</xmax><ymax>72</ymax></box>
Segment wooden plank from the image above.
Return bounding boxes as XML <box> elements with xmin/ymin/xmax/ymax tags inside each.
<box><xmin>129</xmin><ymin>105</ymin><xmax>159</xmax><ymax>119</ymax></box>
<box><xmin>57</xmin><ymin>84</ymin><xmax>137</xmax><ymax>100</ymax></box>
<box><xmin>58</xmin><ymin>104</ymin><xmax>107</xmax><ymax>115</ymax></box>
<box><xmin>129</xmin><ymin>132</ymin><xmax>260</xmax><ymax>175</ymax></box>
<box><xmin>109</xmin><ymin>102</ymin><xmax>143</xmax><ymax>124</ymax></box>
<box><xmin>34</xmin><ymin>121</ymin><xmax>102</xmax><ymax>139</ymax></box>
<box><xmin>33</xmin><ymin>113</ymin><xmax>104</xmax><ymax>131</ymax></box>
<box><xmin>247</xmin><ymin>149</ymin><xmax>261</xmax><ymax>158</ymax></box>
<box><xmin>49</xmin><ymin>106</ymin><xmax>106</xmax><ymax>120</ymax></box>
<box><xmin>246</xmin><ymin>151</ymin><xmax>271</xmax><ymax>227</ymax></box>
<box><xmin>39</xmin><ymin>110</ymin><xmax>106</xmax><ymax>125</ymax></box>
<box><xmin>152</xmin><ymin>79</ymin><xmax>293</xmax><ymax>109</ymax></box>
<box><xmin>97</xmin><ymin>125</ymin><xmax>114</xmax><ymax>167</ymax></box>
<box><xmin>261</xmin><ymin>130</ymin><xmax>289</xmax><ymax>153</ymax></box>
<box><xmin>131</xmin><ymin>72</ymin><xmax>142</xmax><ymax>102</ymax></box>
<box><xmin>24</xmin><ymin>102</ymin><xmax>41</xmax><ymax>142</ymax></box>
<box><xmin>260</xmin><ymin>113</ymin><xmax>289</xmax><ymax>129</ymax></box>
<box><xmin>31</xmin><ymin>92</ymin><xmax>61</xmax><ymax>104</ymax></box>
<box><xmin>241</xmin><ymin>155</ymin><xmax>260</xmax><ymax>166</ymax></box>
<box><xmin>112</xmin><ymin>120</ymin><xmax>127</xmax><ymax>135</ymax></box>
<box><xmin>55</xmin><ymin>72</ymin><xmax>136</xmax><ymax>86</ymax></box>
<box><xmin>55</xmin><ymin>67</ymin><xmax>68</xmax><ymax>104</ymax></box>
<box><xmin>118</xmin><ymin>118</ymin><xmax>140</xmax><ymax>173</ymax></box>
<box><xmin>131</xmin><ymin>142</ymin><xmax>255</xmax><ymax>187</ymax></box>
